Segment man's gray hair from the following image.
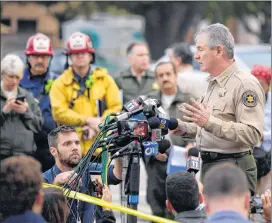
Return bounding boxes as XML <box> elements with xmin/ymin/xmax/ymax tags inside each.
<box><xmin>195</xmin><ymin>23</ymin><xmax>235</xmax><ymax>59</ymax></box>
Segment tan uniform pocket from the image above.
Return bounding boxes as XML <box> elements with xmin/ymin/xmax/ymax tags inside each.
<box><xmin>213</xmin><ymin>101</ymin><xmax>227</xmax><ymax>111</ymax></box>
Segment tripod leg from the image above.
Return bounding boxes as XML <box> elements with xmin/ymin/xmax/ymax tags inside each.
<box><xmin>121</xmin><ymin>155</ymin><xmax>129</xmax><ymax>223</ymax></box>
<box><xmin>127</xmin><ymin>154</ymin><xmax>140</xmax><ymax>223</ymax></box>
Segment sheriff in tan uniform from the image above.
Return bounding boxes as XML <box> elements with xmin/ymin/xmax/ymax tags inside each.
<box><xmin>179</xmin><ymin>62</ymin><xmax>265</xmax><ymax>194</ymax></box>
<box><xmin>172</xmin><ymin>23</ymin><xmax>265</xmax><ymax>194</ymax></box>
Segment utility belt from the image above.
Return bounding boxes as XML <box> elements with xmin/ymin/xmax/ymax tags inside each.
<box><xmin>201</xmin><ymin>150</ymin><xmax>252</xmax><ymax>162</ymax></box>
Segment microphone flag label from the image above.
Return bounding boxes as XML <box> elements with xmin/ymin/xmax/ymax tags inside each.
<box><xmin>124</xmin><ymin>99</ymin><xmax>140</xmax><ymax>112</ymax></box>
<box><xmin>186</xmin><ymin>156</ymin><xmax>200</xmax><ymax>171</ymax></box>
<box><xmin>151</xmin><ymin>129</ymin><xmax>162</xmax><ymax>141</ymax></box>
<box><xmin>142</xmin><ymin>141</ymin><xmax>159</xmax><ymax>156</ymax></box>
<box><xmin>157</xmin><ymin>113</ymin><xmax>170</xmax><ymax>129</ymax></box>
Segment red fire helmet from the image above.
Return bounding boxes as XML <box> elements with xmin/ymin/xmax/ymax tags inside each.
<box><xmin>65</xmin><ymin>31</ymin><xmax>95</xmax><ymax>54</ymax></box>
<box><xmin>24</xmin><ymin>33</ymin><xmax>53</xmax><ymax>56</ymax></box>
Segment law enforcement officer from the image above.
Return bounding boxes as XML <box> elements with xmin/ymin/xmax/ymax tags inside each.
<box><xmin>171</xmin><ymin>23</ymin><xmax>265</xmax><ymax>195</ymax></box>
<box><xmin>114</xmin><ymin>42</ymin><xmax>158</xmax><ymax>104</ymax></box>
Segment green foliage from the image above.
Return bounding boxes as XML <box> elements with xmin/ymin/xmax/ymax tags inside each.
<box><xmin>13</xmin><ymin>1</ymin><xmax>270</xmax><ymax>56</ymax></box>
<box><xmin>206</xmin><ymin>1</ymin><xmax>269</xmax><ymax>23</ymax></box>
<box><xmin>32</xmin><ymin>1</ymin><xmax>270</xmax><ymax>25</ymax></box>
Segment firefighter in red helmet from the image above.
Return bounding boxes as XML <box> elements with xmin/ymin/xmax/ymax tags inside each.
<box><xmin>50</xmin><ymin>32</ymin><xmax>122</xmax><ymax>155</ymax></box>
<box><xmin>19</xmin><ymin>33</ymin><xmax>58</xmax><ymax>172</ymax></box>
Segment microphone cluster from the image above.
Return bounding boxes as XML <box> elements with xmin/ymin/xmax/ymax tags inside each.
<box><xmin>97</xmin><ymin>95</ymin><xmax>179</xmax><ymax>158</ymax></box>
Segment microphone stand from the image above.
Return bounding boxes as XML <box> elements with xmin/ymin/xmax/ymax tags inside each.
<box><xmin>127</xmin><ymin>141</ymin><xmax>141</xmax><ymax>223</ymax></box>
<box><xmin>118</xmin><ymin>140</ymin><xmax>141</xmax><ymax>223</ymax></box>
<box><xmin>120</xmin><ymin>154</ymin><xmax>129</xmax><ymax>223</ymax></box>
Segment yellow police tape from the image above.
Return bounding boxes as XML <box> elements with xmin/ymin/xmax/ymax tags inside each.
<box><xmin>43</xmin><ymin>183</ymin><xmax>178</xmax><ymax>223</ymax></box>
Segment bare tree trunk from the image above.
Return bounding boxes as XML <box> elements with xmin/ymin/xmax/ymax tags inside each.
<box><xmin>143</xmin><ymin>2</ymin><xmax>205</xmax><ymax>59</ymax></box>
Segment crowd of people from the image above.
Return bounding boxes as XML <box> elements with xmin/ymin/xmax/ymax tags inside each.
<box><xmin>0</xmin><ymin>22</ymin><xmax>271</xmax><ymax>223</ymax></box>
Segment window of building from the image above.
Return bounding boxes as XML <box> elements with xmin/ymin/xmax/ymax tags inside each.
<box><xmin>17</xmin><ymin>19</ymin><xmax>37</xmax><ymax>33</ymax></box>
<box><xmin>1</xmin><ymin>18</ymin><xmax>11</xmax><ymax>26</ymax></box>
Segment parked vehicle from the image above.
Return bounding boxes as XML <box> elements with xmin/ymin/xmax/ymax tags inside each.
<box><xmin>234</xmin><ymin>44</ymin><xmax>271</xmax><ymax>69</ymax></box>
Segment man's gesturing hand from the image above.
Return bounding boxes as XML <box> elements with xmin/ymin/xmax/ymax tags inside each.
<box><xmin>179</xmin><ymin>98</ymin><xmax>210</xmax><ymax>128</ymax></box>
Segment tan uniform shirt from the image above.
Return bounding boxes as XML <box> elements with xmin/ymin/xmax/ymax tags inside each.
<box><xmin>182</xmin><ymin>62</ymin><xmax>265</xmax><ymax>154</ymax></box>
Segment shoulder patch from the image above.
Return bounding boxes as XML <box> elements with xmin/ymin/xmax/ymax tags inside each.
<box><xmin>242</xmin><ymin>90</ymin><xmax>257</xmax><ymax>107</ymax></box>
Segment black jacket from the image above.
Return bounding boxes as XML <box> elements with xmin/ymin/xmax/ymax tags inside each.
<box><xmin>98</xmin><ymin>210</ymin><xmax>116</xmax><ymax>223</ymax></box>
<box><xmin>175</xmin><ymin>208</ymin><xmax>207</xmax><ymax>223</ymax></box>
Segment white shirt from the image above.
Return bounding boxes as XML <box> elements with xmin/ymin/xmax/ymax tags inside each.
<box><xmin>161</xmin><ymin>94</ymin><xmax>175</xmax><ymax>111</ymax></box>
<box><xmin>161</xmin><ymin>94</ymin><xmax>175</xmax><ymax>144</ymax></box>
<box><xmin>178</xmin><ymin>69</ymin><xmax>209</xmax><ymax>100</ymax></box>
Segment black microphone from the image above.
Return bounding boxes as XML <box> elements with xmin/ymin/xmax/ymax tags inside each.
<box><xmin>111</xmin><ymin>141</ymin><xmax>136</xmax><ymax>159</ymax></box>
<box><xmin>108</xmin><ymin>96</ymin><xmax>148</xmax><ymax>124</ymax></box>
<box><xmin>168</xmin><ymin>118</ymin><xmax>178</xmax><ymax>130</ymax></box>
<box><xmin>97</xmin><ymin>135</ymin><xmax>131</xmax><ymax>148</ymax></box>
<box><xmin>148</xmin><ymin>116</ymin><xmax>178</xmax><ymax>131</ymax></box>
<box><xmin>109</xmin><ymin>99</ymin><xmax>162</xmax><ymax>124</ymax></box>
<box><xmin>149</xmin><ymin>117</ymin><xmax>177</xmax><ymax>136</ymax></box>
<box><xmin>186</xmin><ymin>147</ymin><xmax>200</xmax><ymax>176</ymax></box>
<box><xmin>148</xmin><ymin>117</ymin><xmax>160</xmax><ymax>129</ymax></box>
<box><xmin>123</xmin><ymin>95</ymin><xmax>147</xmax><ymax>112</ymax></box>
<box><xmin>158</xmin><ymin>139</ymin><xmax>171</xmax><ymax>153</ymax></box>
<box><xmin>108</xmin><ymin>107</ymin><xmax>144</xmax><ymax>124</ymax></box>
<box><xmin>148</xmin><ymin>117</ymin><xmax>178</xmax><ymax>140</ymax></box>
<box><xmin>148</xmin><ymin>117</ymin><xmax>167</xmax><ymax>141</ymax></box>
